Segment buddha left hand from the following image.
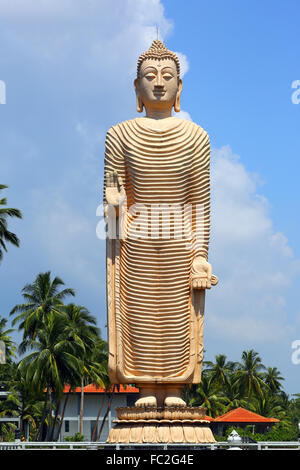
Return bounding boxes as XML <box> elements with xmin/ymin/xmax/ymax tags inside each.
<box><xmin>191</xmin><ymin>256</ymin><xmax>213</xmax><ymax>290</ymax></box>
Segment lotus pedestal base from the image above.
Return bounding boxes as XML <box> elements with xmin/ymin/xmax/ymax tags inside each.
<box><xmin>107</xmin><ymin>407</ymin><xmax>215</xmax><ymax>444</ymax></box>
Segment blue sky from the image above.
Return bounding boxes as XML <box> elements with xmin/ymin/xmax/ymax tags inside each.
<box><xmin>0</xmin><ymin>0</ymin><xmax>299</xmax><ymax>394</ymax></box>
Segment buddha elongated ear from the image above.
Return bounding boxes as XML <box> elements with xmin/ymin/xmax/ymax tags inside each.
<box><xmin>174</xmin><ymin>78</ymin><xmax>183</xmax><ymax>113</ymax></box>
<box><xmin>134</xmin><ymin>78</ymin><xmax>144</xmax><ymax>113</ymax></box>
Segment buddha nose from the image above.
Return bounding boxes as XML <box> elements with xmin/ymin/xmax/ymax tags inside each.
<box><xmin>155</xmin><ymin>73</ymin><xmax>164</xmax><ymax>88</ymax></box>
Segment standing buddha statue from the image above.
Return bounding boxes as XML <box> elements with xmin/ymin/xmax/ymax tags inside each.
<box><xmin>104</xmin><ymin>40</ymin><xmax>217</xmax><ymax>410</ymax></box>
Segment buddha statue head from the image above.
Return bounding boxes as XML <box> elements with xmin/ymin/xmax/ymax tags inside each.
<box><xmin>134</xmin><ymin>40</ymin><xmax>183</xmax><ymax>116</ymax></box>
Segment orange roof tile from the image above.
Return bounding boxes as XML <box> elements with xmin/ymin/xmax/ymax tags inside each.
<box><xmin>204</xmin><ymin>415</ymin><xmax>214</xmax><ymax>422</ymax></box>
<box><xmin>214</xmin><ymin>407</ymin><xmax>280</xmax><ymax>423</ymax></box>
<box><xmin>62</xmin><ymin>384</ymin><xmax>139</xmax><ymax>394</ymax></box>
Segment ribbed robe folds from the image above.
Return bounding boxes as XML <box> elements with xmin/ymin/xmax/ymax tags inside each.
<box><xmin>104</xmin><ymin>118</ymin><xmax>210</xmax><ymax>384</ymax></box>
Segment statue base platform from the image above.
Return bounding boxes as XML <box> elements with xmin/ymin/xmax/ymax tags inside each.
<box><xmin>107</xmin><ymin>407</ymin><xmax>215</xmax><ymax>444</ymax></box>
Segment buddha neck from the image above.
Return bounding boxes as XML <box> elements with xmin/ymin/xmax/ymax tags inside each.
<box><xmin>144</xmin><ymin>107</ymin><xmax>173</xmax><ymax>120</ymax></box>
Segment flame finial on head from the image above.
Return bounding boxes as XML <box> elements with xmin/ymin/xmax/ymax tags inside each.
<box><xmin>137</xmin><ymin>40</ymin><xmax>180</xmax><ymax>78</ymax></box>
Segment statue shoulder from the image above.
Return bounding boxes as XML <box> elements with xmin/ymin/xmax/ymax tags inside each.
<box><xmin>107</xmin><ymin>119</ymin><xmax>134</xmax><ymax>132</ymax></box>
<box><xmin>179</xmin><ymin>119</ymin><xmax>210</xmax><ymax>143</ymax></box>
<box><xmin>176</xmin><ymin>118</ymin><xmax>208</xmax><ymax>136</ymax></box>
<box><xmin>192</xmin><ymin>121</ymin><xmax>209</xmax><ymax>140</ymax></box>
<box><xmin>105</xmin><ymin>119</ymin><xmax>134</xmax><ymax>140</ymax></box>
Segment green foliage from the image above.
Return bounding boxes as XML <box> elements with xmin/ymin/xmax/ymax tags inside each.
<box><xmin>233</xmin><ymin>350</ymin><xmax>268</xmax><ymax>407</ymax></box>
<box><xmin>1</xmin><ymin>272</ymin><xmax>299</xmax><ymax>442</ymax></box>
<box><xmin>1</xmin><ymin>271</ymin><xmax>108</xmax><ymax>442</ymax></box>
<box><xmin>64</xmin><ymin>432</ymin><xmax>85</xmax><ymax>442</ymax></box>
<box><xmin>261</xmin><ymin>424</ymin><xmax>298</xmax><ymax>442</ymax></box>
<box><xmin>222</xmin><ymin>424</ymin><xmax>298</xmax><ymax>442</ymax></box>
<box><xmin>0</xmin><ymin>315</ymin><xmax>16</xmax><ymax>363</ymax></box>
<box><xmin>0</xmin><ymin>422</ymin><xmax>17</xmax><ymax>442</ymax></box>
<box><xmin>0</xmin><ymin>185</ymin><xmax>22</xmax><ymax>262</ymax></box>
<box><xmin>187</xmin><ymin>350</ymin><xmax>299</xmax><ymax>440</ymax></box>
<box><xmin>10</xmin><ymin>271</ymin><xmax>75</xmax><ymax>340</ymax></box>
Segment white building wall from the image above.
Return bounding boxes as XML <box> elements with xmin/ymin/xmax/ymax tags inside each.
<box><xmin>59</xmin><ymin>392</ymin><xmax>137</xmax><ymax>442</ymax></box>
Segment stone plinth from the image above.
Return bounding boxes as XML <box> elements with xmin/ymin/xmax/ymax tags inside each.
<box><xmin>107</xmin><ymin>406</ymin><xmax>215</xmax><ymax>444</ymax></box>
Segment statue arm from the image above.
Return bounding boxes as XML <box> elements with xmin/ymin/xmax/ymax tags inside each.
<box><xmin>103</xmin><ymin>126</ymin><xmax>126</xmax><ymax>216</ymax></box>
<box><xmin>190</xmin><ymin>129</ymin><xmax>210</xmax><ymax>261</ymax></box>
<box><xmin>190</xmin><ymin>129</ymin><xmax>213</xmax><ymax>289</ymax></box>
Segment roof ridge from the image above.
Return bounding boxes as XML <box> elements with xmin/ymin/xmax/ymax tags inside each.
<box><xmin>214</xmin><ymin>406</ymin><xmax>280</xmax><ymax>423</ymax></box>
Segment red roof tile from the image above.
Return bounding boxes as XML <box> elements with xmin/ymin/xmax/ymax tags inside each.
<box><xmin>62</xmin><ymin>384</ymin><xmax>139</xmax><ymax>394</ymax></box>
<box><xmin>214</xmin><ymin>407</ymin><xmax>280</xmax><ymax>423</ymax></box>
<box><xmin>204</xmin><ymin>415</ymin><xmax>214</xmax><ymax>422</ymax></box>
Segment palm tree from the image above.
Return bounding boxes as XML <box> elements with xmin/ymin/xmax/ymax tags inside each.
<box><xmin>250</xmin><ymin>392</ymin><xmax>286</xmax><ymax>419</ymax></box>
<box><xmin>61</xmin><ymin>303</ymin><xmax>105</xmax><ymax>436</ymax></box>
<box><xmin>10</xmin><ymin>271</ymin><xmax>75</xmax><ymax>339</ymax></box>
<box><xmin>62</xmin><ymin>303</ymin><xmax>99</xmax><ymax>355</ymax></box>
<box><xmin>54</xmin><ymin>384</ymin><xmax>76</xmax><ymax>441</ymax></box>
<box><xmin>204</xmin><ymin>354</ymin><xmax>238</xmax><ymax>388</ymax></box>
<box><xmin>0</xmin><ymin>315</ymin><xmax>16</xmax><ymax>363</ymax></box>
<box><xmin>18</xmin><ymin>312</ymin><xmax>83</xmax><ymax>440</ymax></box>
<box><xmin>189</xmin><ymin>374</ymin><xmax>227</xmax><ymax>417</ymax></box>
<box><xmin>78</xmin><ymin>354</ymin><xmax>107</xmax><ymax>436</ymax></box>
<box><xmin>90</xmin><ymin>338</ymin><xmax>109</xmax><ymax>441</ymax></box>
<box><xmin>97</xmin><ymin>384</ymin><xmax>117</xmax><ymax>441</ymax></box>
<box><xmin>222</xmin><ymin>374</ymin><xmax>248</xmax><ymax>411</ymax></box>
<box><xmin>0</xmin><ymin>185</ymin><xmax>22</xmax><ymax>262</ymax></box>
<box><xmin>263</xmin><ymin>367</ymin><xmax>284</xmax><ymax>394</ymax></box>
<box><xmin>233</xmin><ymin>349</ymin><xmax>267</xmax><ymax>408</ymax></box>
<box><xmin>288</xmin><ymin>394</ymin><xmax>300</xmax><ymax>428</ymax></box>
<box><xmin>2</xmin><ymin>366</ymin><xmax>44</xmax><ymax>438</ymax></box>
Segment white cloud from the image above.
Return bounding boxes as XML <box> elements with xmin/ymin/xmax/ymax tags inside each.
<box><xmin>0</xmin><ymin>0</ymin><xmax>173</xmax><ymax>68</ymax></box>
<box><xmin>32</xmin><ymin>192</ymin><xmax>105</xmax><ymax>291</ymax></box>
<box><xmin>208</xmin><ymin>313</ymin><xmax>292</xmax><ymax>343</ymax></box>
<box><xmin>174</xmin><ymin>110</ymin><xmax>193</xmax><ymax>120</ymax></box>
<box><xmin>175</xmin><ymin>51</ymin><xmax>189</xmax><ymax>78</ymax></box>
<box><xmin>3</xmin><ymin>0</ymin><xmax>178</xmax><ymax>290</ymax></box>
<box><xmin>206</xmin><ymin>146</ymin><xmax>299</xmax><ymax>344</ymax></box>
<box><xmin>1</xmin><ymin>0</ymin><xmax>299</xmax><ymax>390</ymax></box>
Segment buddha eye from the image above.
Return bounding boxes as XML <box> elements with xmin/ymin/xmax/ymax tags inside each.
<box><xmin>162</xmin><ymin>74</ymin><xmax>173</xmax><ymax>80</ymax></box>
<box><xmin>144</xmin><ymin>74</ymin><xmax>156</xmax><ymax>81</ymax></box>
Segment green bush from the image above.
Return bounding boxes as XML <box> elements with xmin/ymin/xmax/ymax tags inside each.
<box><xmin>221</xmin><ymin>424</ymin><xmax>298</xmax><ymax>442</ymax></box>
<box><xmin>63</xmin><ymin>432</ymin><xmax>85</xmax><ymax>442</ymax></box>
<box><xmin>259</xmin><ymin>424</ymin><xmax>298</xmax><ymax>442</ymax></box>
<box><xmin>0</xmin><ymin>423</ymin><xmax>17</xmax><ymax>442</ymax></box>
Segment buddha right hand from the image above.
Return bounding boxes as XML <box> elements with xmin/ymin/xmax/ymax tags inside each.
<box><xmin>105</xmin><ymin>170</ymin><xmax>126</xmax><ymax>207</ymax></box>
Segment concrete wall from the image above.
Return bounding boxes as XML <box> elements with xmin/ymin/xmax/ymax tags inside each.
<box><xmin>59</xmin><ymin>392</ymin><xmax>138</xmax><ymax>442</ymax></box>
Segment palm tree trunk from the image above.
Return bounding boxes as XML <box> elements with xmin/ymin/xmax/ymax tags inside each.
<box><xmin>97</xmin><ymin>385</ymin><xmax>116</xmax><ymax>441</ymax></box>
<box><xmin>79</xmin><ymin>376</ymin><xmax>84</xmax><ymax>435</ymax></box>
<box><xmin>49</xmin><ymin>398</ymin><xmax>61</xmax><ymax>441</ymax></box>
<box><xmin>20</xmin><ymin>398</ymin><xmax>24</xmax><ymax>436</ymax></box>
<box><xmin>55</xmin><ymin>388</ymin><xmax>71</xmax><ymax>441</ymax></box>
<box><xmin>37</xmin><ymin>386</ymin><xmax>50</xmax><ymax>441</ymax></box>
<box><xmin>46</xmin><ymin>390</ymin><xmax>52</xmax><ymax>441</ymax></box>
<box><xmin>247</xmin><ymin>379</ymin><xmax>251</xmax><ymax>409</ymax></box>
<box><xmin>92</xmin><ymin>394</ymin><xmax>105</xmax><ymax>441</ymax></box>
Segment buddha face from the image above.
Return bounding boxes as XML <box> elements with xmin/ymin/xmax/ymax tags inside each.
<box><xmin>134</xmin><ymin>58</ymin><xmax>182</xmax><ymax>113</ymax></box>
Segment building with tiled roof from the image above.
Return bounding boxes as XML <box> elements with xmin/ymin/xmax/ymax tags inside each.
<box><xmin>62</xmin><ymin>384</ymin><xmax>139</xmax><ymax>394</ymax></box>
<box><xmin>212</xmin><ymin>407</ymin><xmax>280</xmax><ymax>435</ymax></box>
<box><xmin>57</xmin><ymin>384</ymin><xmax>139</xmax><ymax>441</ymax></box>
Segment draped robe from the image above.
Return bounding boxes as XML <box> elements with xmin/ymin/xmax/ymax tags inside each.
<box><xmin>104</xmin><ymin>118</ymin><xmax>210</xmax><ymax>385</ymax></box>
